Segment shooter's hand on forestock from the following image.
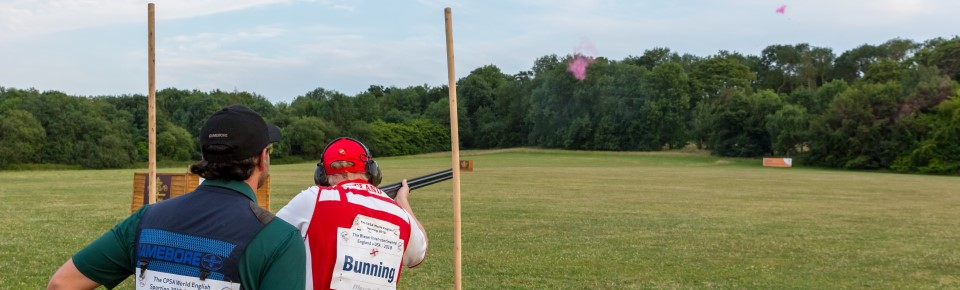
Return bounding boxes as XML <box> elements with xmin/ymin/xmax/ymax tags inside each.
<box><xmin>395</xmin><ymin>179</ymin><xmax>411</xmax><ymax>203</ymax></box>
<box><xmin>395</xmin><ymin>179</ymin><xmax>420</xmax><ymax>224</ymax></box>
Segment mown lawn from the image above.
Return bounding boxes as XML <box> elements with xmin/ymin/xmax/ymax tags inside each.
<box><xmin>1</xmin><ymin>149</ymin><xmax>958</xmax><ymax>289</ymax></box>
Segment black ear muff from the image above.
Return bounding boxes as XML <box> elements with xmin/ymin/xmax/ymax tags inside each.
<box><xmin>355</xmin><ymin>138</ymin><xmax>381</xmax><ymax>186</ymax></box>
<box><xmin>314</xmin><ymin>162</ymin><xmax>329</xmax><ymax>186</ymax></box>
<box><xmin>366</xmin><ymin>159</ymin><xmax>382</xmax><ymax>186</ymax></box>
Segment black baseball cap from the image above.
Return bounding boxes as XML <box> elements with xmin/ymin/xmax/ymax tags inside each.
<box><xmin>199</xmin><ymin>105</ymin><xmax>281</xmax><ymax>162</ymax></box>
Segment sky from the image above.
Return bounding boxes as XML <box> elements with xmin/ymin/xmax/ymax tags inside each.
<box><xmin>1</xmin><ymin>0</ymin><xmax>958</xmax><ymax>104</ymax></box>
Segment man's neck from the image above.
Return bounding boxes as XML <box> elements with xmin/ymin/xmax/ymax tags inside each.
<box><xmin>329</xmin><ymin>172</ymin><xmax>367</xmax><ymax>184</ymax></box>
<box><xmin>245</xmin><ymin>171</ymin><xmax>262</xmax><ymax>190</ymax></box>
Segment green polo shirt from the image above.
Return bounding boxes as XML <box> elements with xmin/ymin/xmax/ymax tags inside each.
<box><xmin>72</xmin><ymin>180</ymin><xmax>305</xmax><ymax>289</ymax></box>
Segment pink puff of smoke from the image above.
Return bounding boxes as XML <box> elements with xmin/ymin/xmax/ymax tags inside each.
<box><xmin>567</xmin><ymin>55</ymin><xmax>594</xmax><ymax>81</ymax></box>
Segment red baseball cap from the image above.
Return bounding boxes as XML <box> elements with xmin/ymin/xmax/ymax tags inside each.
<box><xmin>322</xmin><ymin>138</ymin><xmax>370</xmax><ymax>175</ymax></box>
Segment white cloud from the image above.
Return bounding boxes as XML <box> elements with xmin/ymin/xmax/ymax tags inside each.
<box><xmin>302</xmin><ymin>0</ymin><xmax>356</xmax><ymax>11</ymax></box>
<box><xmin>0</xmin><ymin>0</ymin><xmax>290</xmax><ymax>41</ymax></box>
<box><xmin>164</xmin><ymin>25</ymin><xmax>288</xmax><ymax>52</ymax></box>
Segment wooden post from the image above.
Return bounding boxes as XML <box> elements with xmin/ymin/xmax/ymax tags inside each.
<box><xmin>147</xmin><ymin>3</ymin><xmax>157</xmax><ymax>204</ymax></box>
<box><xmin>443</xmin><ymin>7</ymin><xmax>462</xmax><ymax>290</ymax></box>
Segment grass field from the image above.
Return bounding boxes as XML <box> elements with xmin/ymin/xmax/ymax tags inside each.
<box><xmin>1</xmin><ymin>149</ymin><xmax>959</xmax><ymax>289</ymax></box>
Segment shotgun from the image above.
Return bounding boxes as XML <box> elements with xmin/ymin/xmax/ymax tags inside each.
<box><xmin>379</xmin><ymin>168</ymin><xmax>453</xmax><ymax>199</ymax></box>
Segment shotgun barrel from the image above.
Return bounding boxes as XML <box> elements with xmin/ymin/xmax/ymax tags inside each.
<box><xmin>380</xmin><ymin>168</ymin><xmax>453</xmax><ymax>199</ymax></box>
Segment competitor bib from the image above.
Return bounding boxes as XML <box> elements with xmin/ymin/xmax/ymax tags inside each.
<box><xmin>330</xmin><ymin>215</ymin><xmax>404</xmax><ymax>289</ymax></box>
<box><xmin>136</xmin><ymin>267</ymin><xmax>240</xmax><ymax>290</ymax></box>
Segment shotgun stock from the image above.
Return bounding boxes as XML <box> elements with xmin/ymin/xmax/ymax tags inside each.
<box><xmin>379</xmin><ymin>168</ymin><xmax>453</xmax><ymax>199</ymax></box>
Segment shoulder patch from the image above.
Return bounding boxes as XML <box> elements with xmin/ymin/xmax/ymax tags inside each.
<box><xmin>249</xmin><ymin>200</ymin><xmax>275</xmax><ymax>225</ymax></box>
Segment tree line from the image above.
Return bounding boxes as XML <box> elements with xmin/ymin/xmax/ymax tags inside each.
<box><xmin>1</xmin><ymin>36</ymin><xmax>958</xmax><ymax>174</ymax></box>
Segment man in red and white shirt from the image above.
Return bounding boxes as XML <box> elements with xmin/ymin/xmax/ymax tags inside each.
<box><xmin>277</xmin><ymin>137</ymin><xmax>427</xmax><ymax>290</ymax></box>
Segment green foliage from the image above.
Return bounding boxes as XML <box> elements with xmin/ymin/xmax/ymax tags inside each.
<box><xmin>708</xmin><ymin>90</ymin><xmax>784</xmax><ymax>157</ymax></box>
<box><xmin>158</xmin><ymin>88</ymin><xmax>273</xmax><ymax>137</ymax></box>
<box><xmin>913</xmin><ymin>37</ymin><xmax>960</xmax><ymax>81</ymax></box>
<box><xmin>756</xmin><ymin>43</ymin><xmax>834</xmax><ymax>94</ymax></box>
<box><xmin>807</xmin><ymin>81</ymin><xmax>909</xmax><ymax>169</ymax></box>
<box><xmin>812</xmin><ymin>79</ymin><xmax>849</xmax><ymax>114</ymax></box>
<box><xmin>801</xmin><ymin>57</ymin><xmax>956</xmax><ymax>171</ymax></box>
<box><xmin>640</xmin><ymin>62</ymin><xmax>692</xmax><ymax>149</ymax></box>
<box><xmin>283</xmin><ymin>116</ymin><xmax>339</xmax><ymax>159</ymax></box>
<box><xmin>423</xmin><ymin>98</ymin><xmax>450</xmax><ymax>126</ymax></box>
<box><xmin>833</xmin><ymin>44</ymin><xmax>886</xmax><ymax>83</ymax></box>
<box><xmin>833</xmin><ymin>39</ymin><xmax>917</xmax><ymax>83</ymax></box>
<box><xmin>564</xmin><ymin>115</ymin><xmax>592</xmax><ymax>149</ymax></box>
<box><xmin>690</xmin><ymin>51</ymin><xmax>755</xmax><ymax>102</ymax></box>
<box><xmin>0</xmin><ymin>110</ymin><xmax>46</xmax><ymax>168</ymax></box>
<box><xmin>527</xmin><ymin>54</ymin><xmax>576</xmax><ymax>148</ymax></box>
<box><xmin>157</xmin><ymin>120</ymin><xmax>195</xmax><ymax>161</ymax></box>
<box><xmin>624</xmin><ymin>47</ymin><xmax>679</xmax><ymax>69</ymax></box>
<box><xmin>456</xmin><ymin>65</ymin><xmax>529</xmax><ymax>148</ymax></box>
<box><xmin>3</xmin><ymin>90</ymin><xmax>137</xmax><ymax>168</ymax></box>
<box><xmin>689</xmin><ymin>100</ymin><xmax>715</xmax><ymax>149</ymax></box>
<box><xmin>526</xmin><ymin>55</ymin><xmax>697</xmax><ymax>151</ymax></box>
<box><xmin>99</xmin><ymin>94</ymin><xmax>148</xmax><ymax>162</ymax></box>
<box><xmin>287</xmin><ymin>88</ymin><xmax>357</xmax><ymax>128</ymax></box>
<box><xmin>863</xmin><ymin>59</ymin><xmax>906</xmax><ymax>83</ymax></box>
<box><xmin>494</xmin><ymin>72</ymin><xmax>533</xmax><ymax>148</ymax></box>
<box><xmin>765</xmin><ymin>104</ymin><xmax>809</xmax><ymax>156</ymax></box>
<box><xmin>363</xmin><ymin>119</ymin><xmax>450</xmax><ymax>157</ymax></box>
<box><xmin>892</xmin><ymin>93</ymin><xmax>960</xmax><ymax>174</ymax></box>
<box><xmin>81</xmin><ymin>133</ymin><xmax>136</xmax><ymax>169</ymax></box>
<box><xmin>1</xmin><ymin>36</ymin><xmax>959</xmax><ymax>174</ymax></box>
<box><xmin>588</xmin><ymin>60</ymin><xmax>645</xmax><ymax>150</ymax></box>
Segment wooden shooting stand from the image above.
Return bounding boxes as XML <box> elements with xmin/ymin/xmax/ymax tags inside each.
<box><xmin>131</xmin><ymin>172</ymin><xmax>271</xmax><ymax>213</ymax></box>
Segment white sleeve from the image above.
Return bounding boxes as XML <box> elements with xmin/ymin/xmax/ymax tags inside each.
<box><xmin>402</xmin><ymin>213</ymin><xmax>428</xmax><ymax>268</ymax></box>
<box><xmin>275</xmin><ymin>186</ymin><xmax>319</xmax><ymax>240</ymax></box>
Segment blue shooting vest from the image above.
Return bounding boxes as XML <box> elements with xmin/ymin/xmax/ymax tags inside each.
<box><xmin>134</xmin><ymin>183</ymin><xmax>274</xmax><ymax>287</ymax></box>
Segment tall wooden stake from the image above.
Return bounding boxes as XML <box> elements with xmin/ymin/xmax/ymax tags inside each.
<box><xmin>444</xmin><ymin>7</ymin><xmax>463</xmax><ymax>290</ymax></box>
<box><xmin>147</xmin><ymin>3</ymin><xmax>157</xmax><ymax>204</ymax></box>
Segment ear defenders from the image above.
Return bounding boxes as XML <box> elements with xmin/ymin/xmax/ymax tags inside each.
<box><xmin>313</xmin><ymin>137</ymin><xmax>382</xmax><ymax>186</ymax></box>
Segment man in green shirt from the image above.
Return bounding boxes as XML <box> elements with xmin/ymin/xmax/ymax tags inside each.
<box><xmin>48</xmin><ymin>105</ymin><xmax>306</xmax><ymax>290</ymax></box>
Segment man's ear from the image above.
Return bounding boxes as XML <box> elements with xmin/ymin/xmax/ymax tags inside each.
<box><xmin>259</xmin><ymin>148</ymin><xmax>270</xmax><ymax>170</ymax></box>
